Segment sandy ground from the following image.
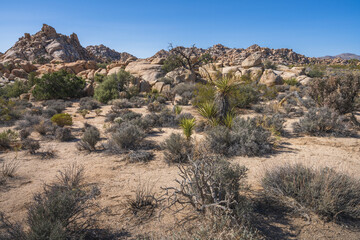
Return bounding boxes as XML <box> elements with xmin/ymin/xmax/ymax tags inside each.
<box><xmin>0</xmin><ymin>102</ymin><xmax>359</xmax><ymax>239</ymax></box>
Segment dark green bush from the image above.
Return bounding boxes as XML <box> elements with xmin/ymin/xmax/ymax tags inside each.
<box><xmin>32</xmin><ymin>70</ymin><xmax>85</xmax><ymax>100</ymax></box>
<box><xmin>0</xmin><ymin>98</ymin><xmax>26</xmax><ymax>122</ymax></box>
<box><xmin>306</xmin><ymin>67</ymin><xmax>324</xmax><ymax>78</ymax></box>
<box><xmin>162</xmin><ymin>55</ymin><xmax>183</xmax><ymax>73</ymax></box>
<box><xmin>0</xmin><ymin>80</ymin><xmax>30</xmax><ymax>98</ymax></box>
<box><xmin>51</xmin><ymin>113</ymin><xmax>73</xmax><ymax>127</ymax></box>
<box><xmin>206</xmin><ymin>117</ymin><xmax>273</xmax><ymax>156</ymax></box>
<box><xmin>94</xmin><ymin>69</ymin><xmax>134</xmax><ymax>103</ymax></box>
<box><xmin>262</xmin><ymin>164</ymin><xmax>360</xmax><ymax>222</ymax></box>
<box><xmin>232</xmin><ymin>84</ymin><xmax>259</xmax><ymax>108</ymax></box>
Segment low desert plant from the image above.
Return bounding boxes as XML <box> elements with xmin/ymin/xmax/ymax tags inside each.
<box><xmin>255</xmin><ymin>114</ymin><xmax>286</xmax><ymax>136</ymax></box>
<box><xmin>79</xmin><ymin>109</ymin><xmax>90</xmax><ymax>119</ymax></box>
<box><xmin>283</xmin><ymin>78</ymin><xmax>298</xmax><ymax>86</ymax></box>
<box><xmin>162</xmin><ymin>133</ymin><xmax>193</xmax><ymax>164</ymax></box>
<box><xmin>262</xmin><ymin>164</ymin><xmax>360</xmax><ymax>222</ymax></box>
<box><xmin>173</xmin><ymin>105</ymin><xmax>182</xmax><ymax>115</ymax></box>
<box><xmin>206</xmin><ymin>117</ymin><xmax>273</xmax><ymax>157</ymax></box>
<box><xmin>107</xmin><ymin>123</ymin><xmax>145</xmax><ymax>153</ymax></box>
<box><xmin>51</xmin><ymin>113</ymin><xmax>73</xmax><ymax>127</ymax></box>
<box><xmin>197</xmin><ymin>101</ymin><xmax>218</xmax><ymax>124</ymax></box>
<box><xmin>0</xmin><ymin>130</ymin><xmax>18</xmax><ymax>151</ymax></box>
<box><xmin>147</xmin><ymin>102</ymin><xmax>166</xmax><ymax>113</ymax></box>
<box><xmin>94</xmin><ymin>109</ymin><xmax>102</xmax><ymax>116</ymax></box>
<box><xmin>179</xmin><ymin>118</ymin><xmax>196</xmax><ymax>140</ymax></box>
<box><xmin>78</xmin><ymin>97</ymin><xmax>100</xmax><ymax>110</ymax></box>
<box><xmin>77</xmin><ymin>126</ymin><xmax>100</xmax><ymax>151</ymax></box>
<box><xmin>15</xmin><ymin>114</ymin><xmax>44</xmax><ymax>130</ymax></box>
<box><xmin>21</xmin><ymin>138</ymin><xmax>40</xmax><ymax>154</ymax></box>
<box><xmin>55</xmin><ymin>127</ymin><xmax>73</xmax><ymax>142</ymax></box>
<box><xmin>1</xmin><ymin>158</ymin><xmax>19</xmax><ymax>178</ymax></box>
<box><xmin>125</xmin><ymin>150</ymin><xmax>154</xmax><ymax>163</ymax></box>
<box><xmin>293</xmin><ymin>107</ymin><xmax>353</xmax><ymax>136</ymax></box>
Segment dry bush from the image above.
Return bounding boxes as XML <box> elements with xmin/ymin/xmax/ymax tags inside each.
<box><xmin>0</xmin><ymin>130</ymin><xmax>18</xmax><ymax>151</ymax></box>
<box><xmin>1</xmin><ymin>158</ymin><xmax>19</xmax><ymax>179</ymax></box>
<box><xmin>77</xmin><ymin>126</ymin><xmax>100</xmax><ymax>151</ymax></box>
<box><xmin>106</xmin><ymin>123</ymin><xmax>145</xmax><ymax>153</ymax></box>
<box><xmin>293</xmin><ymin>107</ymin><xmax>354</xmax><ymax>137</ymax></box>
<box><xmin>162</xmin><ymin>133</ymin><xmax>193</xmax><ymax>164</ymax></box>
<box><xmin>124</xmin><ymin>150</ymin><xmax>154</xmax><ymax>163</ymax></box>
<box><xmin>262</xmin><ymin>164</ymin><xmax>360</xmax><ymax>222</ymax></box>
<box><xmin>15</xmin><ymin>114</ymin><xmax>44</xmax><ymax>130</ymax></box>
<box><xmin>55</xmin><ymin>127</ymin><xmax>73</xmax><ymax>142</ymax></box>
<box><xmin>21</xmin><ymin>138</ymin><xmax>40</xmax><ymax>154</ymax></box>
<box><xmin>78</xmin><ymin>97</ymin><xmax>100</xmax><ymax>110</ymax></box>
<box><xmin>0</xmin><ymin>164</ymin><xmax>101</xmax><ymax>240</ymax></box>
<box><xmin>147</xmin><ymin>102</ymin><xmax>166</xmax><ymax>113</ymax></box>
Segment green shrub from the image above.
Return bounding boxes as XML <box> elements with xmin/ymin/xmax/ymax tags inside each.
<box><xmin>0</xmin><ymin>130</ymin><xmax>18</xmax><ymax>151</ymax></box>
<box><xmin>51</xmin><ymin>113</ymin><xmax>73</xmax><ymax>127</ymax></box>
<box><xmin>283</xmin><ymin>78</ymin><xmax>298</xmax><ymax>86</ymax></box>
<box><xmin>162</xmin><ymin>133</ymin><xmax>193</xmax><ymax>164</ymax></box>
<box><xmin>32</xmin><ymin>70</ymin><xmax>85</xmax><ymax>100</ymax></box>
<box><xmin>306</xmin><ymin>67</ymin><xmax>324</xmax><ymax>78</ymax></box>
<box><xmin>179</xmin><ymin>118</ymin><xmax>196</xmax><ymax>140</ymax></box>
<box><xmin>192</xmin><ymin>83</ymin><xmax>215</xmax><ymax>107</ymax></box>
<box><xmin>232</xmin><ymin>84</ymin><xmax>259</xmax><ymax>108</ymax></box>
<box><xmin>162</xmin><ymin>55</ymin><xmax>183</xmax><ymax>73</ymax></box>
<box><xmin>0</xmin><ymin>80</ymin><xmax>30</xmax><ymax>98</ymax></box>
<box><xmin>0</xmin><ymin>98</ymin><xmax>26</xmax><ymax>122</ymax></box>
<box><xmin>263</xmin><ymin>60</ymin><xmax>277</xmax><ymax>70</ymax></box>
<box><xmin>262</xmin><ymin>164</ymin><xmax>360</xmax><ymax>222</ymax></box>
<box><xmin>94</xmin><ymin>69</ymin><xmax>134</xmax><ymax>103</ymax></box>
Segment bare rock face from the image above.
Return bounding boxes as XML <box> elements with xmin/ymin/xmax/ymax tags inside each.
<box><xmin>259</xmin><ymin>69</ymin><xmax>283</xmax><ymax>86</ymax></box>
<box><xmin>86</xmin><ymin>44</ymin><xmax>136</xmax><ymax>62</ymax></box>
<box><xmin>1</xmin><ymin>24</ymin><xmax>93</xmax><ymax>63</ymax></box>
<box><xmin>241</xmin><ymin>52</ymin><xmax>262</xmax><ymax>68</ymax></box>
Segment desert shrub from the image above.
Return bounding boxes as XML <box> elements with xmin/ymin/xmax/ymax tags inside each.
<box><xmin>254</xmin><ymin>114</ymin><xmax>286</xmax><ymax>136</ymax></box>
<box><xmin>0</xmin><ymin>98</ymin><xmax>28</xmax><ymax>122</ymax></box>
<box><xmin>232</xmin><ymin>84</ymin><xmax>259</xmax><ymax>108</ymax></box>
<box><xmin>21</xmin><ymin>138</ymin><xmax>40</xmax><ymax>154</ymax></box>
<box><xmin>94</xmin><ymin>69</ymin><xmax>134</xmax><ymax>103</ymax></box>
<box><xmin>107</xmin><ymin>123</ymin><xmax>145</xmax><ymax>153</ymax></box>
<box><xmin>42</xmin><ymin>99</ymin><xmax>67</xmax><ymax>113</ymax></box>
<box><xmin>0</xmin><ymin>165</ymin><xmax>100</xmax><ymax>239</ymax></box>
<box><xmin>175</xmin><ymin>112</ymin><xmax>194</xmax><ymax>124</ymax></box>
<box><xmin>193</xmin><ymin>84</ymin><xmax>215</xmax><ymax>107</ymax></box>
<box><xmin>15</xmin><ymin>114</ymin><xmax>44</xmax><ymax>130</ymax></box>
<box><xmin>94</xmin><ymin>109</ymin><xmax>102</xmax><ymax>116</ymax></box>
<box><xmin>1</xmin><ymin>158</ymin><xmax>19</xmax><ymax>178</ymax></box>
<box><xmin>173</xmin><ymin>105</ymin><xmax>182</xmax><ymax>115</ymax></box>
<box><xmin>78</xmin><ymin>97</ymin><xmax>100</xmax><ymax>110</ymax></box>
<box><xmin>262</xmin><ymin>164</ymin><xmax>360</xmax><ymax>222</ymax></box>
<box><xmin>163</xmin><ymin>152</ymin><xmax>251</xmax><ymax>219</ymax></box>
<box><xmin>156</xmin><ymin>96</ymin><xmax>166</xmax><ymax>104</ymax></box>
<box><xmin>263</xmin><ymin>60</ymin><xmax>277</xmax><ymax>70</ymax></box>
<box><xmin>19</xmin><ymin>129</ymin><xmax>30</xmax><ymax>140</ymax></box>
<box><xmin>78</xmin><ymin>109</ymin><xmax>90</xmax><ymax>119</ymax></box>
<box><xmin>162</xmin><ymin>133</ymin><xmax>193</xmax><ymax>164</ymax></box>
<box><xmin>156</xmin><ymin>109</ymin><xmax>177</xmax><ymax>127</ymax></box>
<box><xmin>162</xmin><ymin>55</ymin><xmax>183</xmax><ymax>73</ymax></box>
<box><xmin>32</xmin><ymin>70</ymin><xmax>85</xmax><ymax>100</ymax></box>
<box><xmin>77</xmin><ymin>126</ymin><xmax>100</xmax><ymax>151</ymax></box>
<box><xmin>94</xmin><ymin>73</ymin><xmax>106</xmax><ymax>82</ymax></box>
<box><xmin>41</xmin><ymin>108</ymin><xmax>57</xmax><ymax>118</ymax></box>
<box><xmin>147</xmin><ymin>102</ymin><xmax>166</xmax><ymax>112</ymax></box>
<box><xmin>206</xmin><ymin>117</ymin><xmax>273</xmax><ymax>157</ymax></box>
<box><xmin>306</xmin><ymin>67</ymin><xmax>324</xmax><ymax>78</ymax></box>
<box><xmin>283</xmin><ymin>78</ymin><xmax>298</xmax><ymax>86</ymax></box>
<box><xmin>0</xmin><ymin>130</ymin><xmax>18</xmax><ymax>151</ymax></box>
<box><xmin>125</xmin><ymin>150</ymin><xmax>154</xmax><ymax>163</ymax></box>
<box><xmin>172</xmin><ymin>83</ymin><xmax>196</xmax><ymax>99</ymax></box>
<box><xmin>307</xmin><ymin>74</ymin><xmax>360</xmax><ymax>115</ymax></box>
<box><xmin>55</xmin><ymin>127</ymin><xmax>73</xmax><ymax>142</ymax></box>
<box><xmin>293</xmin><ymin>107</ymin><xmax>353</xmax><ymax>136</ymax></box>
<box><xmin>111</xmin><ymin>98</ymin><xmax>134</xmax><ymax>110</ymax></box>
<box><xmin>0</xmin><ymin>80</ymin><xmax>30</xmax><ymax>98</ymax></box>
<box><xmin>34</xmin><ymin>120</ymin><xmax>49</xmax><ymax>135</ymax></box>
<box><xmin>127</xmin><ymin>183</ymin><xmax>158</xmax><ymax>221</ymax></box>
<box><xmin>261</xmin><ymin>85</ymin><xmax>278</xmax><ymax>100</ymax></box>
<box><xmin>51</xmin><ymin>113</ymin><xmax>73</xmax><ymax>127</ymax></box>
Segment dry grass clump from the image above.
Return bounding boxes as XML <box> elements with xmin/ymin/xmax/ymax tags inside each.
<box><xmin>162</xmin><ymin>133</ymin><xmax>193</xmax><ymax>164</ymax></box>
<box><xmin>127</xmin><ymin>183</ymin><xmax>158</xmax><ymax>221</ymax></box>
<box><xmin>262</xmin><ymin>164</ymin><xmax>360</xmax><ymax>222</ymax></box>
<box><xmin>77</xmin><ymin>126</ymin><xmax>100</xmax><ymax>152</ymax></box>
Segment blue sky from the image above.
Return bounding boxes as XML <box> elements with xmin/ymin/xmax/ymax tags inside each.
<box><xmin>0</xmin><ymin>0</ymin><xmax>359</xmax><ymax>58</ymax></box>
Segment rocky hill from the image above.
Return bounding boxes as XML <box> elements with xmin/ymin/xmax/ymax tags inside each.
<box><xmin>1</xmin><ymin>24</ymin><xmax>93</xmax><ymax>63</ymax></box>
<box><xmin>86</xmin><ymin>44</ymin><xmax>136</xmax><ymax>62</ymax></box>
<box><xmin>320</xmin><ymin>53</ymin><xmax>360</xmax><ymax>60</ymax></box>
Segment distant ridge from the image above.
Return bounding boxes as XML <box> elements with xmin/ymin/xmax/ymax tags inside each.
<box><xmin>320</xmin><ymin>53</ymin><xmax>360</xmax><ymax>60</ymax></box>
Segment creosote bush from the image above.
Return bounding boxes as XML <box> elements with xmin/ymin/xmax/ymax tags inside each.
<box><xmin>51</xmin><ymin>113</ymin><xmax>73</xmax><ymax>127</ymax></box>
<box><xmin>262</xmin><ymin>164</ymin><xmax>360</xmax><ymax>222</ymax></box>
<box><xmin>293</xmin><ymin>107</ymin><xmax>353</xmax><ymax>137</ymax></box>
<box><xmin>107</xmin><ymin>123</ymin><xmax>145</xmax><ymax>153</ymax></box>
<box><xmin>162</xmin><ymin>133</ymin><xmax>193</xmax><ymax>164</ymax></box>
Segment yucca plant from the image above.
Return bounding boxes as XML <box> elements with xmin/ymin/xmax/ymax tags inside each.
<box><xmin>173</xmin><ymin>105</ymin><xmax>182</xmax><ymax>115</ymax></box>
<box><xmin>198</xmin><ymin>101</ymin><xmax>218</xmax><ymax>120</ymax></box>
<box><xmin>223</xmin><ymin>112</ymin><xmax>234</xmax><ymax>129</ymax></box>
<box><xmin>213</xmin><ymin>76</ymin><xmax>238</xmax><ymax>119</ymax></box>
<box><xmin>180</xmin><ymin>118</ymin><xmax>196</xmax><ymax>140</ymax></box>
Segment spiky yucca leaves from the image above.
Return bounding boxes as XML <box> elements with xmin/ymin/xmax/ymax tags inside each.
<box><xmin>180</xmin><ymin>118</ymin><xmax>196</xmax><ymax>140</ymax></box>
<box><xmin>223</xmin><ymin>112</ymin><xmax>235</xmax><ymax>129</ymax></box>
<box><xmin>197</xmin><ymin>101</ymin><xmax>218</xmax><ymax>126</ymax></box>
<box><xmin>213</xmin><ymin>76</ymin><xmax>239</xmax><ymax>120</ymax></box>
<box><xmin>173</xmin><ymin>105</ymin><xmax>182</xmax><ymax>115</ymax></box>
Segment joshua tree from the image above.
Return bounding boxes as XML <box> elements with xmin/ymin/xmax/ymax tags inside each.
<box><xmin>213</xmin><ymin>76</ymin><xmax>238</xmax><ymax>120</ymax></box>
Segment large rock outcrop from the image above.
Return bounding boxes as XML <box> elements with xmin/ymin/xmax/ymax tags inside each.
<box><xmin>86</xmin><ymin>44</ymin><xmax>136</xmax><ymax>62</ymax></box>
<box><xmin>1</xmin><ymin>24</ymin><xmax>93</xmax><ymax>63</ymax></box>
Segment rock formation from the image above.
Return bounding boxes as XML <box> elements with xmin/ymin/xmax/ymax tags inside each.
<box><xmin>86</xmin><ymin>44</ymin><xmax>136</xmax><ymax>62</ymax></box>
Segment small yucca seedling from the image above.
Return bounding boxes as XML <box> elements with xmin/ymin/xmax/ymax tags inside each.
<box><xmin>79</xmin><ymin>109</ymin><xmax>90</xmax><ymax>119</ymax></box>
<box><xmin>223</xmin><ymin>112</ymin><xmax>234</xmax><ymax>129</ymax></box>
<box><xmin>94</xmin><ymin>109</ymin><xmax>102</xmax><ymax>116</ymax></box>
<box><xmin>180</xmin><ymin>118</ymin><xmax>196</xmax><ymax>140</ymax></box>
<box><xmin>173</xmin><ymin>105</ymin><xmax>182</xmax><ymax>115</ymax></box>
<box><xmin>198</xmin><ymin>101</ymin><xmax>218</xmax><ymax>121</ymax></box>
